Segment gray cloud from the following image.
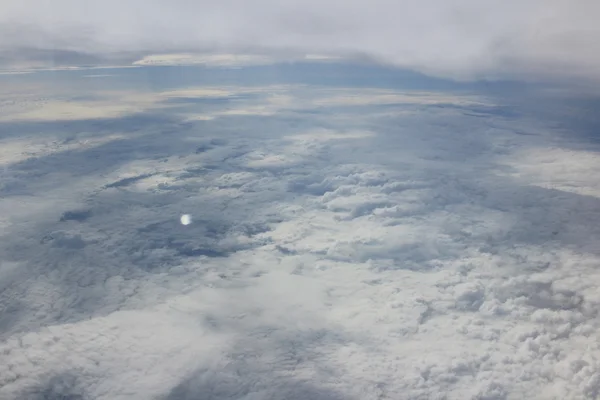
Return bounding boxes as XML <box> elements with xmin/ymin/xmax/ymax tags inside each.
<box><xmin>1</xmin><ymin>0</ymin><xmax>600</xmax><ymax>82</ymax></box>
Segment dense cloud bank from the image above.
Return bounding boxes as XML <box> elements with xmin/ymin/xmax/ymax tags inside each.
<box><xmin>1</xmin><ymin>0</ymin><xmax>600</xmax><ymax>83</ymax></box>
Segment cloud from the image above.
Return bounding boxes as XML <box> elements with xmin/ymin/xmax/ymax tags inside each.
<box><xmin>1</xmin><ymin>0</ymin><xmax>600</xmax><ymax>82</ymax></box>
<box><xmin>2</xmin><ymin>67</ymin><xmax>600</xmax><ymax>399</ymax></box>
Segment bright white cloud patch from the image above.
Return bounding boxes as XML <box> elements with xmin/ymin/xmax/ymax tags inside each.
<box><xmin>0</xmin><ymin>0</ymin><xmax>600</xmax><ymax>82</ymax></box>
<box><xmin>1</xmin><ymin>65</ymin><xmax>600</xmax><ymax>399</ymax></box>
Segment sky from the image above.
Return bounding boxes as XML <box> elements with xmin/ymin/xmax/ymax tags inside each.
<box><xmin>1</xmin><ymin>65</ymin><xmax>600</xmax><ymax>399</ymax></box>
<box><xmin>1</xmin><ymin>0</ymin><xmax>600</xmax><ymax>82</ymax></box>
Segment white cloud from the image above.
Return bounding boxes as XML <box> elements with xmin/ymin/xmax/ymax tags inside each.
<box><xmin>132</xmin><ymin>53</ymin><xmax>277</xmax><ymax>68</ymax></box>
<box><xmin>1</xmin><ymin>0</ymin><xmax>600</xmax><ymax>82</ymax></box>
<box><xmin>1</xmin><ymin>69</ymin><xmax>600</xmax><ymax>399</ymax></box>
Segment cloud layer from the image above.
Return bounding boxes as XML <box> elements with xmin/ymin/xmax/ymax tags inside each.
<box><xmin>2</xmin><ymin>65</ymin><xmax>600</xmax><ymax>398</ymax></box>
<box><xmin>1</xmin><ymin>0</ymin><xmax>600</xmax><ymax>81</ymax></box>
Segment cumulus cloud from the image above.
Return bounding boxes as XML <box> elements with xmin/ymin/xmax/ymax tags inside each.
<box><xmin>2</xmin><ymin>66</ymin><xmax>600</xmax><ymax>398</ymax></box>
<box><xmin>1</xmin><ymin>0</ymin><xmax>600</xmax><ymax>82</ymax></box>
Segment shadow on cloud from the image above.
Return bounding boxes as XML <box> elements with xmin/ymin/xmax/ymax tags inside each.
<box><xmin>163</xmin><ymin>368</ymin><xmax>351</xmax><ymax>400</ymax></box>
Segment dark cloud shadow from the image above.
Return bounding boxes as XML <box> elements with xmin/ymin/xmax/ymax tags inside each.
<box><xmin>0</xmin><ymin>112</ymin><xmax>181</xmax><ymax>140</ymax></box>
<box><xmin>161</xmin><ymin>327</ymin><xmax>357</xmax><ymax>400</ymax></box>
<box><xmin>161</xmin><ymin>93</ymin><xmax>261</xmax><ymax>105</ymax></box>
<box><xmin>486</xmin><ymin>89</ymin><xmax>600</xmax><ymax>151</ymax></box>
<box><xmin>17</xmin><ymin>372</ymin><xmax>85</xmax><ymax>400</ymax></box>
<box><xmin>162</xmin><ymin>369</ymin><xmax>351</xmax><ymax>400</ymax></box>
<box><xmin>11</xmin><ymin>350</ymin><xmax>353</xmax><ymax>400</ymax></box>
<box><xmin>0</xmin><ymin>113</ymin><xmax>194</xmax><ymax>198</ymax></box>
